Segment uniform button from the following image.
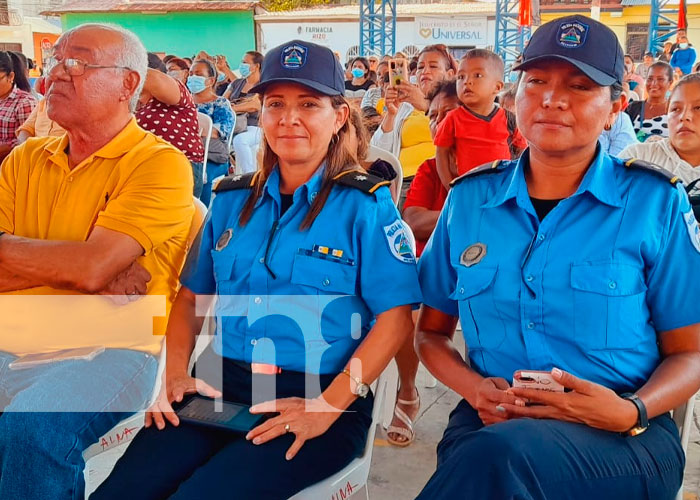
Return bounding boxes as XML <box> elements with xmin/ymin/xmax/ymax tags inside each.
<box><xmin>322</xmin><ymin>278</ymin><xmax>330</xmax><ymax>286</ymax></box>
<box><xmin>310</xmin><ymin>191</ymin><xmax>318</xmax><ymax>201</ymax></box>
<box><xmin>259</xmin><ymin>257</ymin><xmax>264</xmax><ymax>264</ymax></box>
<box><xmin>608</xmin><ymin>281</ymin><xmax>617</xmax><ymax>290</ymax></box>
<box><xmin>526</xmin><ymin>275</ymin><xmax>534</xmax><ymax>282</ymax></box>
<box><xmin>254</xmin><ymin>297</ymin><xmax>262</xmax><ymax>304</ymax></box>
<box><xmin>250</xmin><ymin>339</ymin><xmax>257</xmax><ymax>345</ymax></box>
<box><xmin>527</xmin><ymin>322</ymin><xmax>535</xmax><ymax>329</ymax></box>
<box><xmin>537</xmin><ymin>234</ymin><xmax>545</xmax><ymax>241</ymax></box>
<box><xmin>67</xmin><ymin>176</ymin><xmax>74</xmax><ymax>182</ymax></box>
<box><xmin>459</xmin><ymin>287</ymin><xmax>465</xmax><ymax>294</ymax></box>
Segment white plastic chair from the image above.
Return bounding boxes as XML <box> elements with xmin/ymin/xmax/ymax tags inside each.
<box><xmin>288</xmin><ymin>369</ymin><xmax>389</xmax><ymax>500</ymax></box>
<box><xmin>674</xmin><ymin>393</ymin><xmax>697</xmax><ymax>500</ymax></box>
<box><xmin>83</xmin><ymin>197</ymin><xmax>208</xmax><ymax>498</ymax></box>
<box><xmin>365</xmin><ymin>145</ymin><xmax>402</xmax><ymax>205</ymax></box>
<box><xmin>197</xmin><ymin>112</ymin><xmax>213</xmax><ymax>184</ymax></box>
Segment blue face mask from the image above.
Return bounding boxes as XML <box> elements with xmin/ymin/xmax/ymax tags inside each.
<box><xmin>187</xmin><ymin>75</ymin><xmax>207</xmax><ymax>94</ymax></box>
<box><xmin>217</xmin><ymin>72</ymin><xmax>226</xmax><ymax>83</ymax></box>
<box><xmin>351</xmin><ymin>68</ymin><xmax>365</xmax><ymax>79</ymax></box>
<box><xmin>239</xmin><ymin>62</ymin><xmax>251</xmax><ymax>78</ymax></box>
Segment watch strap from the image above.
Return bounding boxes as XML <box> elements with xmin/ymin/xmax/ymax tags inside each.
<box><xmin>620</xmin><ymin>392</ymin><xmax>648</xmax><ymax>434</ymax></box>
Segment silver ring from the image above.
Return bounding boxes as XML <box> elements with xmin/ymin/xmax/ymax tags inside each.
<box><xmin>284</xmin><ymin>424</ymin><xmax>291</xmax><ymax>433</ymax></box>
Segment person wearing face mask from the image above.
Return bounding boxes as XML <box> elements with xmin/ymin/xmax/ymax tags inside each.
<box><xmin>344</xmin><ymin>57</ymin><xmax>374</xmax><ymax>100</ymax></box>
<box><xmin>624</xmin><ymin>55</ymin><xmax>646</xmax><ymax>99</ymax></box>
<box><xmin>223</xmin><ymin>51</ymin><xmax>264</xmax><ymax>174</ymax></box>
<box><xmin>165</xmin><ymin>57</ymin><xmax>190</xmax><ymax>86</ymax></box>
<box><xmin>188</xmin><ymin>58</ymin><xmax>235</xmax><ymax>206</ymax></box>
<box><xmin>136</xmin><ymin>53</ymin><xmax>205</xmax><ymax>196</ymax></box>
<box><xmin>671</xmin><ymin>34</ymin><xmax>697</xmax><ymax>75</ymax></box>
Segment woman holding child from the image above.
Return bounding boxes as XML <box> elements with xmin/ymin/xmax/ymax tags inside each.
<box><xmin>416</xmin><ymin>15</ymin><xmax>700</xmax><ymax>499</ymax></box>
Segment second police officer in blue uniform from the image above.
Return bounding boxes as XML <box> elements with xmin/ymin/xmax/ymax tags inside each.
<box><xmin>93</xmin><ymin>41</ymin><xmax>421</xmax><ymax>499</ymax></box>
<box><xmin>415</xmin><ymin>16</ymin><xmax>700</xmax><ymax>500</ymax></box>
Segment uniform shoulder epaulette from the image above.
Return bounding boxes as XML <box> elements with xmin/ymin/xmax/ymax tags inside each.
<box><xmin>333</xmin><ymin>169</ymin><xmax>391</xmax><ymax>195</ymax></box>
<box><xmin>213</xmin><ymin>172</ymin><xmax>259</xmax><ymax>193</ymax></box>
<box><xmin>450</xmin><ymin>160</ymin><xmax>506</xmax><ymax>187</ymax></box>
<box><xmin>623</xmin><ymin>158</ymin><xmax>680</xmax><ymax>186</ymax></box>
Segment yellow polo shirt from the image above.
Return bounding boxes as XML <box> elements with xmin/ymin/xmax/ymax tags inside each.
<box><xmin>0</xmin><ymin>118</ymin><xmax>194</xmax><ymax>356</ymax></box>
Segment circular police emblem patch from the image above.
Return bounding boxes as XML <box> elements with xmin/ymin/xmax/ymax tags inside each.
<box><xmin>216</xmin><ymin>229</ymin><xmax>233</xmax><ymax>252</ymax></box>
<box><xmin>281</xmin><ymin>44</ymin><xmax>307</xmax><ymax>69</ymax></box>
<box><xmin>683</xmin><ymin>209</ymin><xmax>700</xmax><ymax>254</ymax></box>
<box><xmin>383</xmin><ymin>220</ymin><xmax>416</xmax><ymax>264</ymax></box>
<box><xmin>557</xmin><ymin>21</ymin><xmax>589</xmax><ymax>49</ymax></box>
<box><xmin>460</xmin><ymin>243</ymin><xmax>487</xmax><ymax>267</ymax></box>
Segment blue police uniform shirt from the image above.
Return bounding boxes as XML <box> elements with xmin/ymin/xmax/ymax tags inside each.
<box><xmin>181</xmin><ymin>166</ymin><xmax>422</xmax><ymax>374</ymax></box>
<box><xmin>419</xmin><ymin>148</ymin><xmax>700</xmax><ymax>393</ymax></box>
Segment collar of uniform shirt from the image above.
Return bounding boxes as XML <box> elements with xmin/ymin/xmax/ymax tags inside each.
<box><xmin>259</xmin><ymin>164</ymin><xmax>326</xmax><ymax>209</ymax></box>
<box><xmin>481</xmin><ymin>146</ymin><xmax>623</xmax><ymax>211</ymax></box>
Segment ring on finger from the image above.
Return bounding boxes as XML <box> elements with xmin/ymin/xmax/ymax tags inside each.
<box><xmin>284</xmin><ymin>424</ymin><xmax>291</xmax><ymax>433</ymax></box>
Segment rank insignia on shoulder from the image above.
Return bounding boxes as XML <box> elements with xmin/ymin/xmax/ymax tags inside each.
<box><xmin>450</xmin><ymin>160</ymin><xmax>505</xmax><ymax>187</ymax></box>
<box><xmin>623</xmin><ymin>159</ymin><xmax>679</xmax><ymax>185</ymax></box>
<box><xmin>333</xmin><ymin>169</ymin><xmax>391</xmax><ymax>195</ymax></box>
<box><xmin>213</xmin><ymin>172</ymin><xmax>259</xmax><ymax>193</ymax></box>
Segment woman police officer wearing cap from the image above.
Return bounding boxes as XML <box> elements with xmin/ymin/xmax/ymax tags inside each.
<box><xmin>415</xmin><ymin>15</ymin><xmax>700</xmax><ymax>500</ymax></box>
<box><xmin>92</xmin><ymin>40</ymin><xmax>421</xmax><ymax>499</ymax></box>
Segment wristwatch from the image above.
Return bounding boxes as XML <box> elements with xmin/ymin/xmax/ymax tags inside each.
<box><xmin>620</xmin><ymin>393</ymin><xmax>649</xmax><ymax>436</ymax></box>
<box><xmin>342</xmin><ymin>369</ymin><xmax>370</xmax><ymax>398</ymax></box>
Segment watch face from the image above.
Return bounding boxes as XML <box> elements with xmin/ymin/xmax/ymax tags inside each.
<box><xmin>357</xmin><ymin>383</ymin><xmax>370</xmax><ymax>398</ymax></box>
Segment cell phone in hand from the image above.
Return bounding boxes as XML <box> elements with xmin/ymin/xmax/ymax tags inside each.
<box><xmin>389</xmin><ymin>58</ymin><xmax>408</xmax><ymax>86</ymax></box>
<box><xmin>512</xmin><ymin>370</ymin><xmax>565</xmax><ymax>393</ymax></box>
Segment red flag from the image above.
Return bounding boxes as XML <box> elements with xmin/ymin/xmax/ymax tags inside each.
<box><xmin>519</xmin><ymin>0</ymin><xmax>532</xmax><ymax>27</ymax></box>
<box><xmin>679</xmin><ymin>0</ymin><xmax>688</xmax><ymax>30</ymax></box>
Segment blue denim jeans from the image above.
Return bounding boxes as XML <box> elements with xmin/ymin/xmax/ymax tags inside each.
<box><xmin>0</xmin><ymin>348</ymin><xmax>157</xmax><ymax>500</ymax></box>
<box><xmin>190</xmin><ymin>161</ymin><xmax>204</xmax><ymax>199</ymax></box>
<box><xmin>199</xmin><ymin>160</ymin><xmax>230</xmax><ymax>208</ymax></box>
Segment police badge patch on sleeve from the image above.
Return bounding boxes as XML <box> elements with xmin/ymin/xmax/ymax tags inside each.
<box><xmin>683</xmin><ymin>209</ymin><xmax>700</xmax><ymax>254</ymax></box>
<box><xmin>383</xmin><ymin>220</ymin><xmax>416</xmax><ymax>263</ymax></box>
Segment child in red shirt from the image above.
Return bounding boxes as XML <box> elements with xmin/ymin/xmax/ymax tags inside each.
<box><xmin>434</xmin><ymin>49</ymin><xmax>526</xmax><ymax>189</ymax></box>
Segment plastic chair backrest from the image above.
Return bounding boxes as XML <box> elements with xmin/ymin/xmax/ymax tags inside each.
<box><xmin>197</xmin><ymin>112</ymin><xmax>213</xmax><ymax>183</ymax></box>
<box><xmin>227</xmin><ymin>113</ymin><xmax>236</xmax><ymax>152</ymax></box>
<box><xmin>365</xmin><ymin>145</ymin><xmax>403</xmax><ymax>206</ymax></box>
<box><xmin>674</xmin><ymin>393</ymin><xmax>697</xmax><ymax>500</ymax></box>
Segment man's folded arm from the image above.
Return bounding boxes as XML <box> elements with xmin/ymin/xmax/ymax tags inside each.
<box><xmin>0</xmin><ymin>226</ymin><xmax>144</xmax><ymax>294</ymax></box>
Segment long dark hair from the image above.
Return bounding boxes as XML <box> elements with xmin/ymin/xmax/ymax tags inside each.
<box><xmin>0</xmin><ymin>51</ymin><xmax>31</xmax><ymax>93</ymax></box>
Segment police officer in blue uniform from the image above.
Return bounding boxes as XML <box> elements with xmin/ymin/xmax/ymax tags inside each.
<box><xmin>93</xmin><ymin>40</ymin><xmax>421</xmax><ymax>500</ymax></box>
<box><xmin>415</xmin><ymin>16</ymin><xmax>700</xmax><ymax>500</ymax></box>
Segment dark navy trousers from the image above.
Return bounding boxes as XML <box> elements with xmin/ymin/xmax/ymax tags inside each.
<box><xmin>417</xmin><ymin>399</ymin><xmax>684</xmax><ymax>500</ymax></box>
<box><xmin>92</xmin><ymin>346</ymin><xmax>373</xmax><ymax>500</ymax></box>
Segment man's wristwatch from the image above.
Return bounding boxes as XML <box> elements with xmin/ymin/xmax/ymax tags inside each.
<box><xmin>620</xmin><ymin>393</ymin><xmax>649</xmax><ymax>436</ymax></box>
<box><xmin>342</xmin><ymin>369</ymin><xmax>370</xmax><ymax>398</ymax></box>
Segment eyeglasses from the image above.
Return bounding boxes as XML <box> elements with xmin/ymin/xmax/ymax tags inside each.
<box><xmin>47</xmin><ymin>57</ymin><xmax>132</xmax><ymax>77</ymax></box>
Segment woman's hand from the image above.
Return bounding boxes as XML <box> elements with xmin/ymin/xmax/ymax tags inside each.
<box><xmin>395</xmin><ymin>82</ymin><xmax>429</xmax><ymax>112</ymax></box>
<box><xmin>246</xmin><ymin>397</ymin><xmax>342</xmax><ymax>460</ymax></box>
<box><xmin>472</xmin><ymin>377</ymin><xmax>526</xmax><ymax>426</ymax></box>
<box><xmin>502</xmin><ymin>368</ymin><xmax>639</xmax><ymax>432</ymax></box>
<box><xmin>384</xmin><ymin>86</ymin><xmax>400</xmax><ymax>116</ymax></box>
<box><xmin>144</xmin><ymin>372</ymin><xmax>222</xmax><ymax>430</ymax></box>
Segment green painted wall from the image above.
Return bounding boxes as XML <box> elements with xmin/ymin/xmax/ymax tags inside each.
<box><xmin>61</xmin><ymin>11</ymin><xmax>255</xmax><ymax>65</ymax></box>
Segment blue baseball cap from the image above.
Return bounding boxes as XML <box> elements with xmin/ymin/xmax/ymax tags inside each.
<box><xmin>250</xmin><ymin>40</ymin><xmax>345</xmax><ymax>96</ymax></box>
<box><xmin>512</xmin><ymin>15</ymin><xmax>624</xmax><ymax>86</ymax></box>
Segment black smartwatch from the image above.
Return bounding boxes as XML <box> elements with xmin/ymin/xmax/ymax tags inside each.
<box><xmin>620</xmin><ymin>393</ymin><xmax>649</xmax><ymax>436</ymax></box>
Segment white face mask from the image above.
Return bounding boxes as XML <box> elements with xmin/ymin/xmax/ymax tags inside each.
<box><xmin>409</xmin><ymin>75</ymin><xmax>418</xmax><ymax>85</ymax></box>
<box><xmin>680</xmin><ymin>42</ymin><xmax>689</xmax><ymax>49</ymax></box>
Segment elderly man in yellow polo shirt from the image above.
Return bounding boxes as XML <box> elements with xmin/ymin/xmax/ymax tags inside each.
<box><xmin>0</xmin><ymin>24</ymin><xmax>194</xmax><ymax>499</ymax></box>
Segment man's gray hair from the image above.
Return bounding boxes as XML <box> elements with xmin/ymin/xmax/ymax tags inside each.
<box><xmin>60</xmin><ymin>23</ymin><xmax>147</xmax><ymax>112</ymax></box>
